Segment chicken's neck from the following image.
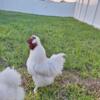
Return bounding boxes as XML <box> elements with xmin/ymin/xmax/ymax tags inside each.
<box><xmin>29</xmin><ymin>44</ymin><xmax>47</xmax><ymax>64</ymax></box>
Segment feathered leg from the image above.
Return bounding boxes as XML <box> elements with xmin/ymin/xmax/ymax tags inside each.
<box><xmin>33</xmin><ymin>86</ymin><xmax>38</xmax><ymax>93</ymax></box>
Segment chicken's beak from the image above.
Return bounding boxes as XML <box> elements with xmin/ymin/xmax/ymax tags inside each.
<box><xmin>27</xmin><ymin>36</ymin><xmax>36</xmax><ymax>44</ymax></box>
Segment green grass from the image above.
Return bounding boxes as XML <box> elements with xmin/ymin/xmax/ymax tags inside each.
<box><xmin>0</xmin><ymin>10</ymin><xmax>100</xmax><ymax>100</ymax></box>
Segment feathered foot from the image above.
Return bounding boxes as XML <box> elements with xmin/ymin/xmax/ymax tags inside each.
<box><xmin>33</xmin><ymin>86</ymin><xmax>38</xmax><ymax>94</ymax></box>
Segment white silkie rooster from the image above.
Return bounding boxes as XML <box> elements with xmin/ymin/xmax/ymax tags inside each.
<box><xmin>0</xmin><ymin>67</ymin><xmax>25</xmax><ymax>100</ymax></box>
<box><xmin>26</xmin><ymin>35</ymin><xmax>65</xmax><ymax>93</ymax></box>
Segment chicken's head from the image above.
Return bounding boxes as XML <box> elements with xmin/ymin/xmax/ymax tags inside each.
<box><xmin>27</xmin><ymin>35</ymin><xmax>40</xmax><ymax>50</ymax></box>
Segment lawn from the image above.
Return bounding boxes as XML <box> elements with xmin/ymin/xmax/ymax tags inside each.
<box><xmin>0</xmin><ymin>10</ymin><xmax>100</xmax><ymax>100</ymax></box>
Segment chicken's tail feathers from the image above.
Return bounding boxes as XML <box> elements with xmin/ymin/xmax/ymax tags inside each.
<box><xmin>51</xmin><ymin>53</ymin><xmax>65</xmax><ymax>67</ymax></box>
<box><xmin>50</xmin><ymin>53</ymin><xmax>66</xmax><ymax>76</ymax></box>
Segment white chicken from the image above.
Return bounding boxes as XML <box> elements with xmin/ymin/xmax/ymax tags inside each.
<box><xmin>0</xmin><ymin>67</ymin><xmax>25</xmax><ymax>100</ymax></box>
<box><xmin>26</xmin><ymin>35</ymin><xmax>65</xmax><ymax>93</ymax></box>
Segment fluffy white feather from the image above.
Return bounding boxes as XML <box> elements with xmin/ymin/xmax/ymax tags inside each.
<box><xmin>26</xmin><ymin>35</ymin><xmax>65</xmax><ymax>92</ymax></box>
<box><xmin>0</xmin><ymin>67</ymin><xmax>25</xmax><ymax>100</ymax></box>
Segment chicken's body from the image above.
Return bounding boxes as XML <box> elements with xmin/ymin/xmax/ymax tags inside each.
<box><xmin>26</xmin><ymin>35</ymin><xmax>65</xmax><ymax>92</ymax></box>
<box><xmin>0</xmin><ymin>67</ymin><xmax>25</xmax><ymax>100</ymax></box>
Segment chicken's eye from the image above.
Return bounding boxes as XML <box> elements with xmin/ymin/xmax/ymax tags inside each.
<box><xmin>32</xmin><ymin>37</ymin><xmax>36</xmax><ymax>39</ymax></box>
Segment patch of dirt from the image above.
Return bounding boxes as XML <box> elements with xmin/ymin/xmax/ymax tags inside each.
<box><xmin>59</xmin><ymin>70</ymin><xmax>100</xmax><ymax>98</ymax></box>
<box><xmin>19</xmin><ymin>68</ymin><xmax>100</xmax><ymax>99</ymax></box>
<box><xmin>82</xmin><ymin>78</ymin><xmax>100</xmax><ymax>98</ymax></box>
